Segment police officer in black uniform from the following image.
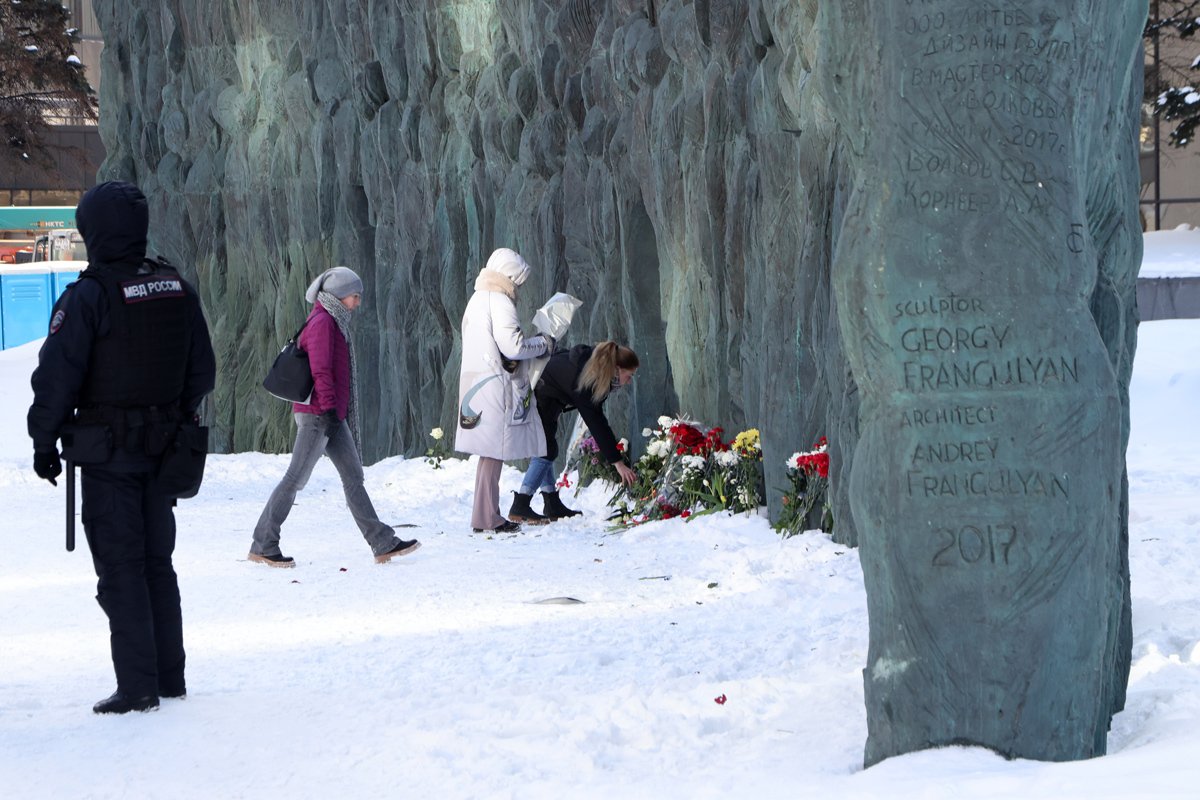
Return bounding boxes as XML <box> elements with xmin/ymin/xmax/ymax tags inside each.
<box><xmin>28</xmin><ymin>181</ymin><xmax>216</xmax><ymax>714</ymax></box>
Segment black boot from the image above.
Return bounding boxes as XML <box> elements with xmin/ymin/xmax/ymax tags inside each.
<box><xmin>540</xmin><ymin>490</ymin><xmax>582</xmax><ymax>519</ymax></box>
<box><xmin>472</xmin><ymin>519</ymin><xmax>521</xmax><ymax>533</ymax></box>
<box><xmin>508</xmin><ymin>492</ymin><xmax>549</xmax><ymax>525</ymax></box>
<box><xmin>93</xmin><ymin>691</ymin><xmax>159</xmax><ymax>714</ymax></box>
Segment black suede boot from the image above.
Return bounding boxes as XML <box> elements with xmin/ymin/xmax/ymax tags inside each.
<box><xmin>540</xmin><ymin>490</ymin><xmax>582</xmax><ymax>519</ymax></box>
<box><xmin>93</xmin><ymin>691</ymin><xmax>159</xmax><ymax>714</ymax></box>
<box><xmin>508</xmin><ymin>492</ymin><xmax>549</xmax><ymax>525</ymax></box>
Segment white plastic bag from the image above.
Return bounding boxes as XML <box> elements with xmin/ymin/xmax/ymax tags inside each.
<box><xmin>529</xmin><ymin>292</ymin><xmax>583</xmax><ymax>387</ymax></box>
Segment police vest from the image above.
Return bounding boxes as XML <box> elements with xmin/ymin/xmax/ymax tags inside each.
<box><xmin>79</xmin><ymin>262</ymin><xmax>195</xmax><ymax>408</ymax></box>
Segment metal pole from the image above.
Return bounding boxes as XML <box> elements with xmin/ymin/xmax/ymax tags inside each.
<box><xmin>1152</xmin><ymin>0</ymin><xmax>1162</xmax><ymax>230</ymax></box>
<box><xmin>65</xmin><ymin>461</ymin><xmax>75</xmax><ymax>552</ymax></box>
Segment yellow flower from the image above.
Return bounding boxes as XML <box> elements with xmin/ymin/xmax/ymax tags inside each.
<box><xmin>430</xmin><ymin>427</ymin><xmax>444</xmax><ymax>440</ymax></box>
<box><xmin>734</xmin><ymin>428</ymin><xmax>760</xmax><ymax>451</ymax></box>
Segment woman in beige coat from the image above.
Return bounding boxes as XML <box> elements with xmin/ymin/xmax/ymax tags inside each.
<box><xmin>455</xmin><ymin>248</ymin><xmax>553</xmax><ymax>532</ymax></box>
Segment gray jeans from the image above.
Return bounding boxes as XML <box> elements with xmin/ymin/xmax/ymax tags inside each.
<box><xmin>252</xmin><ymin>413</ymin><xmax>400</xmax><ymax>557</ymax></box>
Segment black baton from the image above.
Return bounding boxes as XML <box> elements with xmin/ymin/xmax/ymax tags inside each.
<box><xmin>65</xmin><ymin>460</ymin><xmax>75</xmax><ymax>552</ymax></box>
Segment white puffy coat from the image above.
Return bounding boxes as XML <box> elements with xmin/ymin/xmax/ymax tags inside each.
<box><xmin>455</xmin><ymin>261</ymin><xmax>549</xmax><ymax>461</ymax></box>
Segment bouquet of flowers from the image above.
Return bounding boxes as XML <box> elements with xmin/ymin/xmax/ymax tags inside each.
<box><xmin>563</xmin><ymin>434</ymin><xmax>628</xmax><ymax>491</ymax></box>
<box><xmin>715</xmin><ymin>428</ymin><xmax>765</xmax><ymax>514</ymax></box>
<box><xmin>608</xmin><ymin>417</ymin><xmax>764</xmax><ymax>527</ymax></box>
<box><xmin>773</xmin><ymin>437</ymin><xmax>832</xmax><ymax>538</ymax></box>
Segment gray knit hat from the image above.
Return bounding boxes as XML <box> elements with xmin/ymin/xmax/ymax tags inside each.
<box><xmin>305</xmin><ymin>266</ymin><xmax>364</xmax><ymax>303</ymax></box>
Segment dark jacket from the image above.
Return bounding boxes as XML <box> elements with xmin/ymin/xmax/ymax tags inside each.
<box><xmin>27</xmin><ymin>182</ymin><xmax>216</xmax><ymax>457</ymax></box>
<box><xmin>293</xmin><ymin>304</ymin><xmax>350</xmax><ymax>419</ymax></box>
<box><xmin>536</xmin><ymin>344</ymin><xmax>622</xmax><ymax>464</ymax></box>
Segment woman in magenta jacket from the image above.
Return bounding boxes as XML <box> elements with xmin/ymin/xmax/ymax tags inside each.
<box><xmin>249</xmin><ymin>267</ymin><xmax>419</xmax><ymax>567</ymax></box>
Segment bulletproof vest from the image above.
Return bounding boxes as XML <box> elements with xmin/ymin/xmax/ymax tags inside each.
<box><xmin>79</xmin><ymin>262</ymin><xmax>194</xmax><ymax>408</ymax></box>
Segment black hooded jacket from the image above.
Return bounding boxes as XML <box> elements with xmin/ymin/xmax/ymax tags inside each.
<box><xmin>535</xmin><ymin>344</ymin><xmax>623</xmax><ymax>464</ymax></box>
<box><xmin>27</xmin><ymin>182</ymin><xmax>216</xmax><ymax>455</ymax></box>
<box><xmin>76</xmin><ymin>179</ymin><xmax>149</xmax><ymax>269</ymax></box>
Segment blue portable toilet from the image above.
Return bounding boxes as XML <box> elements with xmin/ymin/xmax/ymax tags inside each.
<box><xmin>50</xmin><ymin>261</ymin><xmax>87</xmax><ymax>300</ymax></box>
<box><xmin>0</xmin><ymin>264</ymin><xmax>54</xmax><ymax>349</ymax></box>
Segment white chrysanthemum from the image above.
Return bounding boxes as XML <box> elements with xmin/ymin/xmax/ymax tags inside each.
<box><xmin>647</xmin><ymin>439</ymin><xmax>672</xmax><ymax>459</ymax></box>
<box><xmin>430</xmin><ymin>427</ymin><xmax>444</xmax><ymax>440</ymax></box>
<box><xmin>714</xmin><ymin>450</ymin><xmax>739</xmax><ymax>467</ymax></box>
<box><xmin>681</xmin><ymin>455</ymin><xmax>706</xmax><ymax>473</ymax></box>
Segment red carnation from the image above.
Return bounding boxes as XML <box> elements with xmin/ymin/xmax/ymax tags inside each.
<box><xmin>670</xmin><ymin>423</ymin><xmax>705</xmax><ymax>449</ymax></box>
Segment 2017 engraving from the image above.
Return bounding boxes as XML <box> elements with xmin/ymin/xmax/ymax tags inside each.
<box><xmin>931</xmin><ymin>524</ymin><xmax>1019</xmax><ymax>566</ymax></box>
<box><xmin>1005</xmin><ymin>124</ymin><xmax>1067</xmax><ymax>155</ymax></box>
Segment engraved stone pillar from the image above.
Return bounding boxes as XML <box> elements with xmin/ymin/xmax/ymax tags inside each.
<box><xmin>813</xmin><ymin>1</ymin><xmax>1146</xmax><ymax>764</ymax></box>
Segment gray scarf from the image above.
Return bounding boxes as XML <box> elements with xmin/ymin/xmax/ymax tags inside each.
<box><xmin>317</xmin><ymin>290</ymin><xmax>361</xmax><ymax>454</ymax></box>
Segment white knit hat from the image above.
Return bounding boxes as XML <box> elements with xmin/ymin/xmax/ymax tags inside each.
<box><xmin>305</xmin><ymin>266</ymin><xmax>364</xmax><ymax>303</ymax></box>
<box><xmin>484</xmin><ymin>248</ymin><xmax>531</xmax><ymax>286</ymax></box>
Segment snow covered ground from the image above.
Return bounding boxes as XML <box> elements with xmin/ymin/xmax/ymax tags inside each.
<box><xmin>1143</xmin><ymin>226</ymin><xmax>1200</xmax><ymax>277</ymax></box>
<box><xmin>0</xmin><ymin>316</ymin><xmax>1197</xmax><ymax>799</ymax></box>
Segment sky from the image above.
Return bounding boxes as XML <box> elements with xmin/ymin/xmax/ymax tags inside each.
<box><xmin>0</xmin><ymin>237</ymin><xmax>1197</xmax><ymax>799</ymax></box>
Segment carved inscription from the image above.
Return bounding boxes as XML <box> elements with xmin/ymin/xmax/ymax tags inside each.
<box><xmin>854</xmin><ymin>0</ymin><xmax>1138</xmax><ymax>762</ymax></box>
<box><xmin>882</xmin><ymin>3</ymin><xmax>1082</xmax><ymax>521</ymax></box>
<box><xmin>931</xmin><ymin>524</ymin><xmax>1019</xmax><ymax>567</ymax></box>
<box><xmin>896</xmin><ymin>1</ymin><xmax>1078</xmax><ymax>220</ymax></box>
<box><xmin>893</xmin><ymin>291</ymin><xmax>1073</xmax><ymax>505</ymax></box>
<box><xmin>899</xmin><ymin>403</ymin><xmax>996</xmax><ymax>428</ymax></box>
<box><xmin>894</xmin><ymin>295</ymin><xmax>1081</xmax><ymax>394</ymax></box>
<box><xmin>905</xmin><ymin>468</ymin><xmax>1069</xmax><ymax>499</ymax></box>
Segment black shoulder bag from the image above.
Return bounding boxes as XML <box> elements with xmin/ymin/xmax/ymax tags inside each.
<box><xmin>262</xmin><ymin>321</ymin><xmax>313</xmax><ymax>403</ymax></box>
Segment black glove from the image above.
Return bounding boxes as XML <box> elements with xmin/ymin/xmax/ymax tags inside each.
<box><xmin>320</xmin><ymin>410</ymin><xmax>340</xmax><ymax>435</ymax></box>
<box><xmin>34</xmin><ymin>449</ymin><xmax>62</xmax><ymax>486</ymax></box>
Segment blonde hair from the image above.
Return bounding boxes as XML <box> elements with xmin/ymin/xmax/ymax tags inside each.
<box><xmin>576</xmin><ymin>341</ymin><xmax>640</xmax><ymax>403</ymax></box>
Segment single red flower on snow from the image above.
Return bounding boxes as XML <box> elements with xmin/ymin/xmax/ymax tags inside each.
<box><xmin>714</xmin><ymin>694</ymin><xmax>727</xmax><ymax>705</ymax></box>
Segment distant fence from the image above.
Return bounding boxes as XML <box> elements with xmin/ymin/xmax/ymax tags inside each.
<box><xmin>1137</xmin><ymin>277</ymin><xmax>1200</xmax><ymax>321</ymax></box>
<box><xmin>2</xmin><ymin>270</ymin><xmax>1193</xmax><ymax>350</ymax></box>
